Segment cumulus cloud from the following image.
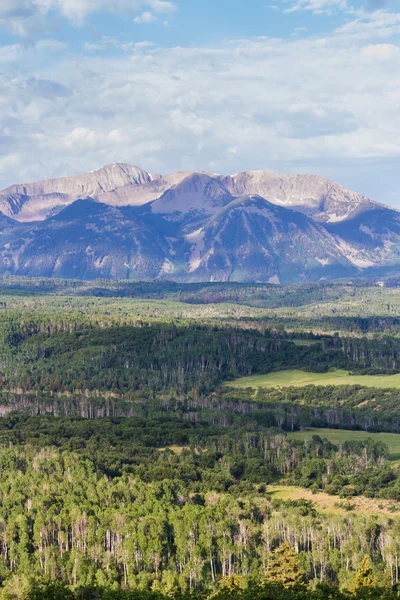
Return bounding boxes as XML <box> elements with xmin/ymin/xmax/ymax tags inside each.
<box><xmin>335</xmin><ymin>10</ymin><xmax>400</xmax><ymax>39</ymax></box>
<box><xmin>0</xmin><ymin>0</ymin><xmax>176</xmax><ymax>34</ymax></box>
<box><xmin>148</xmin><ymin>0</ymin><xmax>176</xmax><ymax>12</ymax></box>
<box><xmin>1</xmin><ymin>8</ymin><xmax>400</xmax><ymax>202</ymax></box>
<box><xmin>134</xmin><ymin>11</ymin><xmax>156</xmax><ymax>23</ymax></box>
<box><xmin>0</xmin><ymin>0</ymin><xmax>47</xmax><ymax>36</ymax></box>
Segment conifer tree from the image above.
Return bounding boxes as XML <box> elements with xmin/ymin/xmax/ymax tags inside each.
<box><xmin>351</xmin><ymin>556</ymin><xmax>377</xmax><ymax>592</ymax></box>
<box><xmin>266</xmin><ymin>540</ymin><xmax>305</xmax><ymax>588</ymax></box>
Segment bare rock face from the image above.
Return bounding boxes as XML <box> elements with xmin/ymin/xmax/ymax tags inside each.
<box><xmin>0</xmin><ymin>164</ymin><xmax>157</xmax><ymax>222</ymax></box>
<box><xmin>99</xmin><ymin>171</ymin><xmax>193</xmax><ymax>208</ymax></box>
<box><xmin>0</xmin><ymin>163</ymin><xmax>399</xmax><ymax>283</ymax></box>
<box><xmin>219</xmin><ymin>171</ymin><xmax>375</xmax><ymax>223</ymax></box>
<box><xmin>0</xmin><ymin>164</ymin><xmax>378</xmax><ymax>224</ymax></box>
<box><xmin>151</xmin><ymin>173</ymin><xmax>234</xmax><ymax>215</ymax></box>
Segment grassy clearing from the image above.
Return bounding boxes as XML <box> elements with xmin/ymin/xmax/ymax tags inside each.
<box><xmin>158</xmin><ymin>445</ymin><xmax>186</xmax><ymax>455</ymax></box>
<box><xmin>267</xmin><ymin>485</ymin><xmax>400</xmax><ymax>515</ymax></box>
<box><xmin>288</xmin><ymin>428</ymin><xmax>400</xmax><ymax>464</ymax></box>
<box><xmin>228</xmin><ymin>369</ymin><xmax>400</xmax><ymax>390</ymax></box>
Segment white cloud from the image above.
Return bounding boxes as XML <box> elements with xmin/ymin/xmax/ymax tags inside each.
<box><xmin>84</xmin><ymin>38</ymin><xmax>156</xmax><ymax>52</ymax></box>
<box><xmin>63</xmin><ymin>127</ymin><xmax>128</xmax><ymax>147</ymax></box>
<box><xmin>1</xmin><ymin>8</ymin><xmax>400</xmax><ymax>203</ymax></box>
<box><xmin>134</xmin><ymin>11</ymin><xmax>156</xmax><ymax>23</ymax></box>
<box><xmin>0</xmin><ymin>44</ymin><xmax>23</xmax><ymax>63</ymax></box>
<box><xmin>335</xmin><ymin>10</ymin><xmax>400</xmax><ymax>39</ymax></box>
<box><xmin>148</xmin><ymin>0</ymin><xmax>176</xmax><ymax>12</ymax></box>
<box><xmin>35</xmin><ymin>39</ymin><xmax>67</xmax><ymax>51</ymax></box>
<box><xmin>0</xmin><ymin>0</ymin><xmax>176</xmax><ymax>34</ymax></box>
<box><xmin>360</xmin><ymin>43</ymin><xmax>400</xmax><ymax>61</ymax></box>
<box><xmin>0</xmin><ymin>153</ymin><xmax>22</xmax><ymax>174</ymax></box>
<box><xmin>285</xmin><ymin>0</ymin><xmax>348</xmax><ymax>14</ymax></box>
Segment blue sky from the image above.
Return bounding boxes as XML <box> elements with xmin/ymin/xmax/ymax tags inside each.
<box><xmin>1</xmin><ymin>0</ymin><xmax>400</xmax><ymax>205</ymax></box>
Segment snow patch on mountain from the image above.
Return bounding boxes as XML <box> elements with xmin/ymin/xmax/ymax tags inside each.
<box><xmin>336</xmin><ymin>239</ymin><xmax>375</xmax><ymax>268</ymax></box>
<box><xmin>160</xmin><ymin>259</ymin><xmax>174</xmax><ymax>274</ymax></box>
<box><xmin>186</xmin><ymin>228</ymin><xmax>206</xmax><ymax>272</ymax></box>
<box><xmin>268</xmin><ymin>275</ymin><xmax>280</xmax><ymax>284</ymax></box>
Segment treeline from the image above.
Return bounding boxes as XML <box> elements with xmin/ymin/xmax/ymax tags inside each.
<box><xmin>214</xmin><ymin>386</ymin><xmax>400</xmax><ymax>433</ymax></box>
<box><xmin>1</xmin><ymin>276</ymin><xmax>398</xmax><ymax>315</ymax></box>
<box><xmin>2</xmin><ymin>316</ymin><xmax>400</xmax><ymax>400</ymax></box>
<box><xmin>5</xmin><ymin>579</ymin><xmax>400</xmax><ymax>600</ymax></box>
<box><xmin>5</xmin><ymin>579</ymin><xmax>400</xmax><ymax>599</ymax></box>
<box><xmin>0</xmin><ymin>320</ymin><xmax>344</xmax><ymax>396</ymax></box>
<box><xmin>3</xmin><ymin>384</ymin><xmax>400</xmax><ymax>433</ymax></box>
<box><xmin>0</xmin><ymin>278</ymin><xmax>364</xmax><ymax>307</ymax></box>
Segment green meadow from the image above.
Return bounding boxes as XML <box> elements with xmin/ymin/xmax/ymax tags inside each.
<box><xmin>228</xmin><ymin>369</ymin><xmax>400</xmax><ymax>389</ymax></box>
<box><xmin>288</xmin><ymin>428</ymin><xmax>400</xmax><ymax>464</ymax></box>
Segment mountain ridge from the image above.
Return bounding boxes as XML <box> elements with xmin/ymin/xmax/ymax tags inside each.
<box><xmin>0</xmin><ymin>163</ymin><xmax>399</xmax><ymax>283</ymax></box>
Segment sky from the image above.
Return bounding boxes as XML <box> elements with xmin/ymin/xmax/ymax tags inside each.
<box><xmin>1</xmin><ymin>0</ymin><xmax>400</xmax><ymax>205</ymax></box>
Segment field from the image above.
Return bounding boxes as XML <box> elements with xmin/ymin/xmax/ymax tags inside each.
<box><xmin>288</xmin><ymin>428</ymin><xmax>400</xmax><ymax>464</ymax></box>
<box><xmin>267</xmin><ymin>485</ymin><xmax>400</xmax><ymax>515</ymax></box>
<box><xmin>228</xmin><ymin>369</ymin><xmax>400</xmax><ymax>389</ymax></box>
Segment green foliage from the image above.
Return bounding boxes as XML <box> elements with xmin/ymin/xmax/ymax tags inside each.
<box><xmin>351</xmin><ymin>557</ymin><xmax>377</xmax><ymax>592</ymax></box>
<box><xmin>266</xmin><ymin>542</ymin><xmax>304</xmax><ymax>588</ymax></box>
<box><xmin>0</xmin><ymin>280</ymin><xmax>399</xmax><ymax>596</ymax></box>
<box><xmin>0</xmin><ymin>414</ymin><xmax>395</xmax><ymax>593</ymax></box>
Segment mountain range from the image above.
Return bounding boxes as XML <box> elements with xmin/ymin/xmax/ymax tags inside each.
<box><xmin>0</xmin><ymin>163</ymin><xmax>399</xmax><ymax>283</ymax></box>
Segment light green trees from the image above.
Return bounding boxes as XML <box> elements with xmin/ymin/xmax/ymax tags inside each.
<box><xmin>351</xmin><ymin>556</ymin><xmax>377</xmax><ymax>592</ymax></box>
<box><xmin>266</xmin><ymin>541</ymin><xmax>305</xmax><ymax>588</ymax></box>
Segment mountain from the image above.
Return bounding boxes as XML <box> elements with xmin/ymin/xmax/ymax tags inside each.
<box><xmin>0</xmin><ymin>200</ymin><xmax>170</xmax><ymax>280</ymax></box>
<box><xmin>325</xmin><ymin>205</ymin><xmax>400</xmax><ymax>268</ymax></box>
<box><xmin>150</xmin><ymin>173</ymin><xmax>234</xmax><ymax>216</ymax></box>
<box><xmin>0</xmin><ymin>164</ymin><xmax>157</xmax><ymax>222</ymax></box>
<box><xmin>219</xmin><ymin>171</ymin><xmax>376</xmax><ymax>223</ymax></box>
<box><xmin>0</xmin><ymin>163</ymin><xmax>399</xmax><ymax>283</ymax></box>
<box><xmin>180</xmin><ymin>195</ymin><xmax>355</xmax><ymax>283</ymax></box>
<box><xmin>0</xmin><ymin>165</ymin><xmax>378</xmax><ymax>225</ymax></box>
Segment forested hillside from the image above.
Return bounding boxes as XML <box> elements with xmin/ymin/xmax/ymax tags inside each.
<box><xmin>0</xmin><ymin>279</ymin><xmax>400</xmax><ymax>598</ymax></box>
<box><xmin>0</xmin><ymin>413</ymin><xmax>398</xmax><ymax>595</ymax></box>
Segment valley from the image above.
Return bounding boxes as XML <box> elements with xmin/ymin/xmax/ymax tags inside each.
<box><xmin>0</xmin><ymin>278</ymin><xmax>399</xmax><ymax>598</ymax></box>
<box><xmin>3</xmin><ymin>0</ymin><xmax>400</xmax><ymax>595</ymax></box>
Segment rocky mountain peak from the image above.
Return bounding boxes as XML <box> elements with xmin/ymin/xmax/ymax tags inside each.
<box><xmin>0</xmin><ymin>162</ymin><xmax>398</xmax><ymax>284</ymax></box>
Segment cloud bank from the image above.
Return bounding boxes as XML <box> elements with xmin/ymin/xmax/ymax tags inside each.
<box><xmin>0</xmin><ymin>5</ymin><xmax>400</xmax><ymax>204</ymax></box>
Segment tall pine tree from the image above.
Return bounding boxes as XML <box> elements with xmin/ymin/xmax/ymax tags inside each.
<box><xmin>266</xmin><ymin>541</ymin><xmax>305</xmax><ymax>588</ymax></box>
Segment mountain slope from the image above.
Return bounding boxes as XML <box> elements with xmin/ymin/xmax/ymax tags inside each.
<box><xmin>0</xmin><ymin>163</ymin><xmax>399</xmax><ymax>283</ymax></box>
<box><xmin>0</xmin><ymin>164</ymin><xmax>386</xmax><ymax>225</ymax></box>
<box><xmin>220</xmin><ymin>171</ymin><xmax>376</xmax><ymax>223</ymax></box>
<box><xmin>0</xmin><ymin>200</ymin><xmax>170</xmax><ymax>280</ymax></box>
<box><xmin>0</xmin><ymin>164</ymin><xmax>156</xmax><ymax>222</ymax></box>
<box><xmin>325</xmin><ymin>205</ymin><xmax>400</xmax><ymax>268</ymax></box>
<box><xmin>0</xmin><ymin>195</ymin><xmax>359</xmax><ymax>283</ymax></box>
<box><xmin>180</xmin><ymin>195</ymin><xmax>355</xmax><ymax>283</ymax></box>
<box><xmin>150</xmin><ymin>173</ymin><xmax>234</xmax><ymax>216</ymax></box>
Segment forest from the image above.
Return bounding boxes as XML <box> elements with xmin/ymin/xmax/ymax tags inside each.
<box><xmin>1</xmin><ymin>278</ymin><xmax>400</xmax><ymax>598</ymax></box>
